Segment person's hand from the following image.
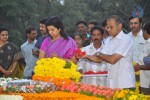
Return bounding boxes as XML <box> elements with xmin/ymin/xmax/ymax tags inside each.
<box><xmin>4</xmin><ymin>70</ymin><xmax>12</xmax><ymax>77</ymax></box>
<box><xmin>75</xmin><ymin>53</ymin><xmax>82</xmax><ymax>60</ymax></box>
<box><xmin>51</xmin><ymin>52</ymin><xmax>58</xmax><ymax>57</ymax></box>
<box><xmin>134</xmin><ymin>63</ymin><xmax>140</xmax><ymax>72</ymax></box>
<box><xmin>75</xmin><ymin>49</ymin><xmax>86</xmax><ymax>61</ymax></box>
<box><xmin>78</xmin><ymin>69</ymin><xmax>83</xmax><ymax>74</ymax></box>
<box><xmin>32</xmin><ymin>49</ymin><xmax>39</xmax><ymax>57</ymax></box>
<box><xmin>81</xmin><ymin>55</ymin><xmax>89</xmax><ymax>59</ymax></box>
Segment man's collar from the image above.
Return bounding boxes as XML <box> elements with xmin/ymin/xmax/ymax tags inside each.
<box><xmin>109</xmin><ymin>30</ymin><xmax>124</xmax><ymax>40</ymax></box>
<box><xmin>138</xmin><ymin>29</ymin><xmax>143</xmax><ymax>36</ymax></box>
<box><xmin>129</xmin><ymin>29</ymin><xmax>143</xmax><ymax>37</ymax></box>
<box><xmin>147</xmin><ymin>38</ymin><xmax>150</xmax><ymax>43</ymax></box>
<box><xmin>26</xmin><ymin>39</ymin><xmax>37</xmax><ymax>44</ymax></box>
<box><xmin>115</xmin><ymin>30</ymin><xmax>124</xmax><ymax>39</ymax></box>
<box><xmin>90</xmin><ymin>42</ymin><xmax>103</xmax><ymax>50</ymax></box>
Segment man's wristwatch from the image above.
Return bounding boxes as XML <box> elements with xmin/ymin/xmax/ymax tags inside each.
<box><xmin>96</xmin><ymin>52</ymin><xmax>101</xmax><ymax>56</ymax></box>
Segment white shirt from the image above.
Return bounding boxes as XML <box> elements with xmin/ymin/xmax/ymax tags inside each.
<box><xmin>101</xmin><ymin>31</ymin><xmax>135</xmax><ymax>89</ymax></box>
<box><xmin>78</xmin><ymin>43</ymin><xmax>107</xmax><ymax>86</ymax></box>
<box><xmin>128</xmin><ymin>30</ymin><xmax>146</xmax><ymax>62</ymax></box>
<box><xmin>139</xmin><ymin>38</ymin><xmax>150</xmax><ymax>88</ymax></box>
<box><xmin>82</xmin><ymin>43</ymin><xmax>106</xmax><ymax>72</ymax></box>
<box><xmin>21</xmin><ymin>39</ymin><xmax>38</xmax><ymax>77</ymax></box>
<box><xmin>103</xmin><ymin>36</ymin><xmax>111</xmax><ymax>45</ymax></box>
<box><xmin>78</xmin><ymin>43</ymin><xmax>106</xmax><ymax>72</ymax></box>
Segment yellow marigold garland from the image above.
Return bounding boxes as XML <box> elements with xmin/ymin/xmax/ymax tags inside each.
<box><xmin>33</xmin><ymin>57</ymin><xmax>82</xmax><ymax>86</ymax></box>
<box><xmin>133</xmin><ymin>61</ymin><xmax>140</xmax><ymax>94</ymax></box>
<box><xmin>113</xmin><ymin>89</ymin><xmax>150</xmax><ymax>100</ymax></box>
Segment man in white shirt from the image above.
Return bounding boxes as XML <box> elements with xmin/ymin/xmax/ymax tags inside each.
<box><xmin>134</xmin><ymin>21</ymin><xmax>150</xmax><ymax>95</ymax></box>
<box><xmin>79</xmin><ymin>15</ymin><xmax>135</xmax><ymax>89</ymax></box>
<box><xmin>128</xmin><ymin>17</ymin><xmax>146</xmax><ymax>62</ymax></box>
<box><xmin>21</xmin><ymin>26</ymin><xmax>38</xmax><ymax>79</ymax></box>
<box><xmin>78</xmin><ymin>26</ymin><xmax>107</xmax><ymax>86</ymax></box>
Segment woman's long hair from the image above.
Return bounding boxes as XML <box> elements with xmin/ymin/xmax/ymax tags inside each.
<box><xmin>46</xmin><ymin>16</ymin><xmax>68</xmax><ymax>40</ymax></box>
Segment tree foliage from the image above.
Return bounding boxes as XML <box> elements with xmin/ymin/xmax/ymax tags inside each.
<box><xmin>0</xmin><ymin>0</ymin><xmax>149</xmax><ymax>46</ymax></box>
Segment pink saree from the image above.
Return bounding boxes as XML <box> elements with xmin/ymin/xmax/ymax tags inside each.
<box><xmin>40</xmin><ymin>37</ymin><xmax>77</xmax><ymax>59</ymax></box>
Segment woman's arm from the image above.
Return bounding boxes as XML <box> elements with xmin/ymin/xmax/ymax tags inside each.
<box><xmin>0</xmin><ymin>66</ymin><xmax>6</xmax><ymax>74</ymax></box>
<box><xmin>39</xmin><ymin>50</ymin><xmax>45</xmax><ymax>59</ymax></box>
<box><xmin>0</xmin><ymin>66</ymin><xmax>11</xmax><ymax>77</ymax></box>
<box><xmin>10</xmin><ymin>61</ymin><xmax>17</xmax><ymax>73</ymax></box>
<box><xmin>4</xmin><ymin>61</ymin><xmax>18</xmax><ymax>77</ymax></box>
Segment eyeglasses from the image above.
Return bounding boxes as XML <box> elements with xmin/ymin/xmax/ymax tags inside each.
<box><xmin>106</xmin><ymin>26</ymin><xmax>115</xmax><ymax>30</ymax></box>
<box><xmin>129</xmin><ymin>22</ymin><xmax>140</xmax><ymax>25</ymax></box>
<box><xmin>106</xmin><ymin>23</ymin><xmax>121</xmax><ymax>30</ymax></box>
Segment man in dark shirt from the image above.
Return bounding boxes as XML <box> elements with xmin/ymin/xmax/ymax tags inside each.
<box><xmin>32</xmin><ymin>17</ymin><xmax>48</xmax><ymax>57</ymax></box>
<box><xmin>76</xmin><ymin>21</ymin><xmax>90</xmax><ymax>47</ymax></box>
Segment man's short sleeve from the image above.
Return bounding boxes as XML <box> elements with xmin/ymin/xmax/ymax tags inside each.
<box><xmin>114</xmin><ymin>36</ymin><xmax>133</xmax><ymax>57</ymax></box>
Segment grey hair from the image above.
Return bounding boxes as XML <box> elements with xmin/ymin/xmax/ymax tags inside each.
<box><xmin>107</xmin><ymin>15</ymin><xmax>123</xmax><ymax>24</ymax></box>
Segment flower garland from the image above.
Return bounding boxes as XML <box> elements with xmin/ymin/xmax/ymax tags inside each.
<box><xmin>60</xmin><ymin>83</ymin><xmax>150</xmax><ymax>100</ymax></box>
<box><xmin>133</xmin><ymin>61</ymin><xmax>140</xmax><ymax>94</ymax></box>
<box><xmin>9</xmin><ymin>91</ymin><xmax>104</xmax><ymax>100</ymax></box>
<box><xmin>33</xmin><ymin>57</ymin><xmax>82</xmax><ymax>86</ymax></box>
<box><xmin>75</xmin><ymin>48</ymin><xmax>86</xmax><ymax>57</ymax></box>
<box><xmin>0</xmin><ymin>78</ymin><xmax>14</xmax><ymax>86</ymax></box>
<box><xmin>1</xmin><ymin>83</ymin><xmax>150</xmax><ymax>100</ymax></box>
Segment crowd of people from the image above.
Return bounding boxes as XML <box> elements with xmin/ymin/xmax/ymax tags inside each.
<box><xmin>0</xmin><ymin>15</ymin><xmax>150</xmax><ymax>95</ymax></box>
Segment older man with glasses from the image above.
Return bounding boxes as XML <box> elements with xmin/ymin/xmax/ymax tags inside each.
<box><xmin>77</xmin><ymin>15</ymin><xmax>135</xmax><ymax>89</ymax></box>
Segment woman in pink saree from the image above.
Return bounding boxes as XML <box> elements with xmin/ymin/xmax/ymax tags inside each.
<box><xmin>39</xmin><ymin>16</ymin><xmax>77</xmax><ymax>63</ymax></box>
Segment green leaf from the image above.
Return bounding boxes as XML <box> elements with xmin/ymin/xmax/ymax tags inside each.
<box><xmin>63</xmin><ymin>61</ymin><xmax>71</xmax><ymax>69</ymax></box>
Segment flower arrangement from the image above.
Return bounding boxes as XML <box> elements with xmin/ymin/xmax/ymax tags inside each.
<box><xmin>133</xmin><ymin>61</ymin><xmax>140</xmax><ymax>94</ymax></box>
<box><xmin>0</xmin><ymin>77</ymin><xmax>56</xmax><ymax>93</ymax></box>
<box><xmin>0</xmin><ymin>78</ymin><xmax>13</xmax><ymax>86</ymax></box>
<box><xmin>60</xmin><ymin>83</ymin><xmax>150</xmax><ymax>100</ymax></box>
<box><xmin>32</xmin><ymin>57</ymin><xmax>82</xmax><ymax>86</ymax></box>
<box><xmin>0</xmin><ymin>78</ymin><xmax>17</xmax><ymax>93</ymax></box>
<box><xmin>84</xmin><ymin>71</ymin><xmax>108</xmax><ymax>74</ymax></box>
<box><xmin>10</xmin><ymin>91</ymin><xmax>104</xmax><ymax>100</ymax></box>
<box><xmin>3</xmin><ymin>82</ymin><xmax>55</xmax><ymax>93</ymax></box>
<box><xmin>75</xmin><ymin>48</ymin><xmax>86</xmax><ymax>58</ymax></box>
<box><xmin>1</xmin><ymin>78</ymin><xmax>150</xmax><ymax>99</ymax></box>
